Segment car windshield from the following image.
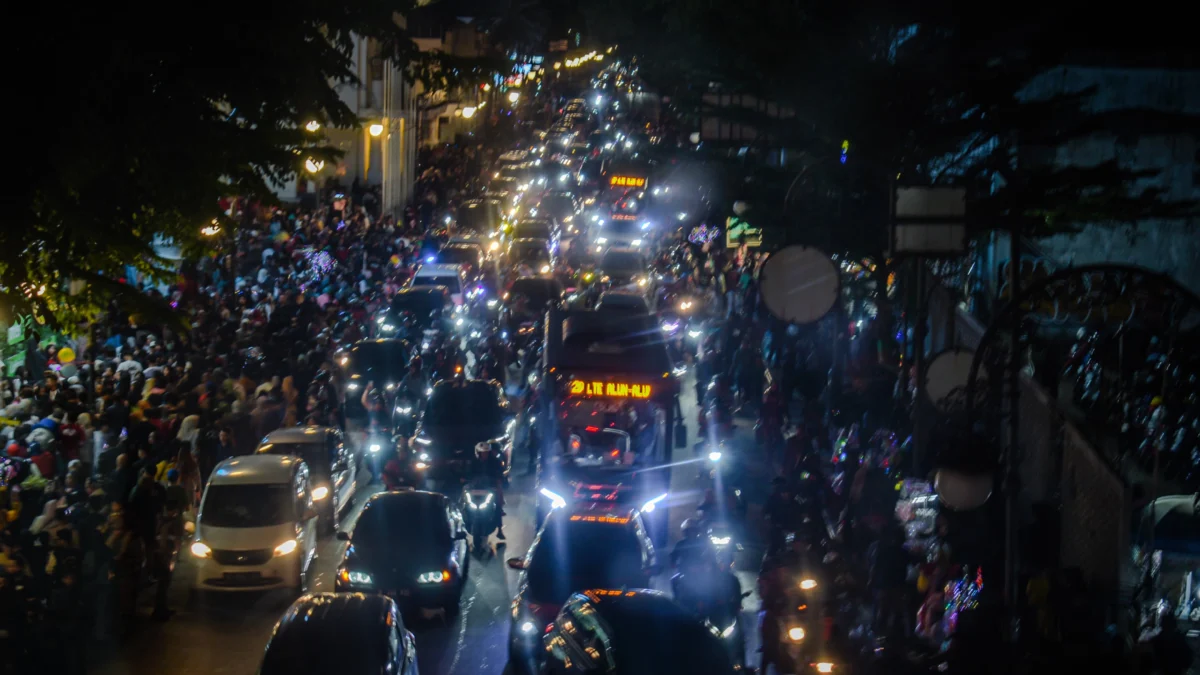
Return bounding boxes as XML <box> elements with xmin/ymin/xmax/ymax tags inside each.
<box><xmin>351</xmin><ymin>499</ymin><xmax>450</xmax><ymax>546</ymax></box>
<box><xmin>438</xmin><ymin>247</ymin><xmax>479</xmax><ymax>266</ymax></box>
<box><xmin>540</xmin><ymin>196</ymin><xmax>575</xmax><ymax>218</ymax></box>
<box><xmin>514</xmin><ymin>222</ymin><xmax>552</xmax><ymax>240</ymax></box>
<box><xmin>257</xmin><ymin>442</ymin><xmax>330</xmax><ymax>479</ymax></box>
<box><xmin>606</xmin><ymin>219</ymin><xmax>640</xmax><ymax>235</ymax></box>
<box><xmin>392</xmin><ymin>293</ymin><xmax>446</xmax><ymax>320</ymax></box>
<box><xmin>413</xmin><ymin>275</ymin><xmax>461</xmax><ymax>292</ymax></box>
<box><xmin>509</xmin><ymin>280</ymin><xmax>561</xmax><ymax>309</ymax></box>
<box><xmin>347</xmin><ymin>344</ymin><xmax>409</xmax><ymax>381</ymax></box>
<box><xmin>201</xmin><ymin>484</ymin><xmax>293</xmax><ymax>528</ymax></box>
<box><xmin>425</xmin><ymin>383</ymin><xmax>503</xmax><ymax>426</ymax></box>
<box><xmin>458</xmin><ymin>205</ymin><xmax>495</xmax><ymax>232</ymax></box>
<box><xmin>602</xmin><ymin>251</ymin><xmax>641</xmax><ymax>271</ymax></box>
<box><xmin>527</xmin><ymin>522</ymin><xmax>645</xmax><ymax>605</ymax></box>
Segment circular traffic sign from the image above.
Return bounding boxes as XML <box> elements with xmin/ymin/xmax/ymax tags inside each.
<box><xmin>760</xmin><ymin>246</ymin><xmax>840</xmax><ymax>324</ymax></box>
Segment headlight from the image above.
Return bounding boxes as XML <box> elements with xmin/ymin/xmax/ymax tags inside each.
<box><xmin>816</xmin><ymin>664</ymin><xmax>834</xmax><ymax>673</ymax></box>
<box><xmin>456</xmin><ymin>318</ymin><xmax>465</xmax><ymax>326</ymax></box>
<box><xmin>396</xmin><ymin>406</ymin><xmax>413</xmax><ymax>415</ymax></box>
<box><xmin>385</xmin><ymin>382</ymin><xmax>396</xmax><ymax>390</ymax></box>
<box><xmin>721</xmin><ymin>622</ymin><xmax>736</xmax><ymax>638</ymax></box>
<box><xmin>540</xmin><ymin>265</ymin><xmax>550</xmax><ymax>273</ymax></box>
<box><xmin>787</xmin><ymin>626</ymin><xmax>806</xmax><ymax>641</ymax></box>
<box><xmin>311</xmin><ymin>486</ymin><xmax>330</xmax><ymax>501</ymax></box>
<box><xmin>415</xmin><ymin>436</ymin><xmax>432</xmax><ymax>445</ymax></box>
<box><xmin>369</xmin><ymin>444</ymin><xmax>381</xmax><ymax>453</ymax></box>
<box><xmin>381</xmin><ymin>324</ymin><xmax>395</xmax><ymax>332</ymax></box>
<box><xmin>376</xmin><ymin>315</ymin><xmax>387</xmax><ymax>324</ymax></box>
<box><xmin>273</xmin><ymin>539</ymin><xmax>298</xmax><ymax>556</ymax></box>
<box><xmin>539</xmin><ymin>487</ymin><xmax>567</xmax><ymax>510</ymax></box>
<box><xmin>596</xmin><ymin>237</ymin><xmax>607</xmax><ymax>244</ymax></box>
<box><xmin>422</xmin><ymin>342</ymin><xmax>430</xmax><ymax>350</ymax></box>
<box><xmin>640</xmin><ymin>493</ymin><xmax>667</xmax><ymax>514</ymax></box>
<box><xmin>631</xmin><ymin>239</ymin><xmax>642</xmax><ymax>247</ymax></box>
<box><xmin>338</xmin><ymin>356</ymin><xmax>348</xmax><ymax>366</ymax></box>
<box><xmin>487</xmin><ymin>299</ymin><xmax>498</xmax><ymax>308</ymax></box>
<box><xmin>709</xmin><ymin>535</ymin><xmax>731</xmax><ymax>546</ymax></box>
<box><xmin>415</xmin><ymin>461</ymin><xmax>429</xmax><ymax>470</ymax></box>
<box><xmin>417</xmin><ymin>570</ymin><xmax>450</xmax><ymax>584</ymax></box>
<box><xmin>346</xmin><ymin>382</ymin><xmax>360</xmax><ymax>391</ymax></box>
<box><xmin>519</xmin><ymin>620</ymin><xmax>537</xmax><ymax>635</ymax></box>
<box><xmin>338</xmin><ymin>568</ymin><xmax>373</xmax><ymax>586</ymax></box>
<box><xmin>800</xmin><ymin>578</ymin><xmax>818</xmax><ymax>590</ymax></box>
<box><xmin>688</xmin><ymin>329</ymin><xmax>703</xmax><ymax>339</ymax></box>
<box><xmin>708</xmin><ymin>450</ymin><xmax>722</xmax><ymax>462</ymax></box>
<box><xmin>190</xmin><ymin>541</ymin><xmax>212</xmax><ymax>558</ymax></box>
<box><xmin>638</xmin><ymin>277</ymin><xmax>649</xmax><ymax>287</ymax></box>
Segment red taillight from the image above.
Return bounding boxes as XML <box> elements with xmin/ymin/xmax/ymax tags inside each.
<box><xmin>585</xmin><ymin>425</ymin><xmax>600</xmax><ymax>432</ymax></box>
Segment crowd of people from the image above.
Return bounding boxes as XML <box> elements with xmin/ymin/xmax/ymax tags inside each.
<box><xmin>0</xmin><ymin>169</ymin><xmax>475</xmax><ymax>672</ymax></box>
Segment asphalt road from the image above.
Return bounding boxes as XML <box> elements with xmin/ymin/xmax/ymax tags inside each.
<box><xmin>96</xmin><ymin>369</ymin><xmax>769</xmax><ymax>675</ymax></box>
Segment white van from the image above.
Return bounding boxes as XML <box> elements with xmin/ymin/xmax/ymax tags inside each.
<box><xmin>409</xmin><ymin>263</ymin><xmax>468</xmax><ymax>305</ymax></box>
<box><xmin>190</xmin><ymin>455</ymin><xmax>319</xmax><ymax>593</ymax></box>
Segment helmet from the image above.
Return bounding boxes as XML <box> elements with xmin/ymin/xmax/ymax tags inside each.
<box><xmin>475</xmin><ymin>442</ymin><xmax>491</xmax><ymax>457</ymax></box>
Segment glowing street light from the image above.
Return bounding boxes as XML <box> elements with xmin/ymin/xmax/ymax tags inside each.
<box><xmin>304</xmin><ymin>120</ymin><xmax>321</xmax><ymax>132</ymax></box>
<box><xmin>462</xmin><ymin>106</ymin><xmax>477</xmax><ymax>119</ymax></box>
<box><xmin>368</xmin><ymin>123</ymin><xmax>384</xmax><ymax>137</ymax></box>
<box><xmin>507</xmin><ymin>91</ymin><xmax>520</xmax><ymax>104</ymax></box>
<box><xmin>304</xmin><ymin>158</ymin><xmax>325</xmax><ymax>173</ymax></box>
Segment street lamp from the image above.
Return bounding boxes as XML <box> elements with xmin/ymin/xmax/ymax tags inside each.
<box><xmin>304</xmin><ymin>120</ymin><xmax>321</xmax><ymax>132</ymax></box>
<box><xmin>368</xmin><ymin>123</ymin><xmax>384</xmax><ymax>137</ymax></box>
<box><xmin>508</xmin><ymin>91</ymin><xmax>520</xmax><ymax>104</ymax></box>
<box><xmin>305</xmin><ymin>158</ymin><xmax>325</xmax><ymax>173</ymax></box>
<box><xmin>462</xmin><ymin>106</ymin><xmax>477</xmax><ymax>119</ymax></box>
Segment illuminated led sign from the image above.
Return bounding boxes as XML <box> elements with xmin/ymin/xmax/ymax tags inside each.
<box><xmin>609</xmin><ymin>175</ymin><xmax>646</xmax><ymax>188</ymax></box>
<box><xmin>568</xmin><ymin>380</ymin><xmax>653</xmax><ymax>399</ymax></box>
<box><xmin>569</xmin><ymin>514</ymin><xmax>630</xmax><ymax>524</ymax></box>
<box><xmin>611</xmin><ymin>214</ymin><xmax>637</xmax><ymax>221</ymax></box>
<box><xmin>726</xmin><ymin>216</ymin><xmax>763</xmax><ymax>248</ymax></box>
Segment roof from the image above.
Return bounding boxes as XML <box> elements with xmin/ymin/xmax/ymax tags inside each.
<box><xmin>545</xmin><ymin>309</ymin><xmax>674</xmax><ymax>377</ymax></box>
<box><xmin>262</xmin><ymin>593</ymin><xmax>400</xmax><ymax>672</ymax></box>
<box><xmin>210</xmin><ymin>455</ymin><xmax>301</xmax><ymax>486</ymax></box>
<box><xmin>364</xmin><ymin>489</ymin><xmax>447</xmax><ymax>511</ymax></box>
<box><xmin>414</xmin><ymin>263</ymin><xmax>464</xmax><ymax>276</ymax></box>
<box><xmin>260</xmin><ymin>426</ymin><xmax>334</xmax><ymax>445</ymax></box>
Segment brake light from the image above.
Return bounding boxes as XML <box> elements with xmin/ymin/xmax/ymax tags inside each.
<box><xmin>585</xmin><ymin>425</ymin><xmax>600</xmax><ymax>432</ymax></box>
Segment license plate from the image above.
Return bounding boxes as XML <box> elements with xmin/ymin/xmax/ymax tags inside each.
<box><xmin>224</xmin><ymin>572</ymin><xmax>262</xmax><ymax>582</ymax></box>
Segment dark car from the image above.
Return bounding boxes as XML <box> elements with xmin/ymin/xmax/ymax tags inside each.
<box><xmin>255</xmin><ymin>427</ymin><xmax>355</xmax><ymax>535</ymax></box>
<box><xmin>597</xmin><ymin>247</ymin><xmax>646</xmax><ymax>287</ymax></box>
<box><xmin>511</xmin><ymin>218</ymin><xmax>555</xmax><ymax>242</ymax></box>
<box><xmin>437</xmin><ymin>243</ymin><xmax>484</xmax><ymax>276</ymax></box>
<box><xmin>260</xmin><ymin>593</ymin><xmax>419</xmax><ymax>675</ymax></box>
<box><xmin>457</xmin><ymin>199</ymin><xmax>502</xmax><ymax>235</ymax></box>
<box><xmin>335</xmin><ymin>491</ymin><xmax>469</xmax><ymax>614</ymax></box>
<box><xmin>540</xmin><ymin>590</ymin><xmax>738</xmax><ymax>675</ymax></box>
<box><xmin>412</xmin><ymin>380</ymin><xmax>513</xmax><ymax>483</ymax></box>
<box><xmin>506</xmin><ymin>507</ymin><xmax>659</xmax><ymax>669</ymax></box>
<box><xmin>343</xmin><ymin>339</ymin><xmax>413</xmax><ymax>420</ymax></box>
<box><xmin>387</xmin><ymin>287</ymin><xmax>454</xmax><ymax>342</ymax></box>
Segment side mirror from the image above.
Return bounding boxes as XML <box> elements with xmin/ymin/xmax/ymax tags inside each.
<box><xmin>336</xmin><ymin>531</ymin><xmax>351</xmax><ymax>541</ymax></box>
<box><xmin>454</xmin><ymin>530</ymin><xmax>467</xmax><ymax>540</ymax></box>
<box><xmin>506</xmin><ymin>557</ymin><xmax>526</xmax><ymax>570</ymax></box>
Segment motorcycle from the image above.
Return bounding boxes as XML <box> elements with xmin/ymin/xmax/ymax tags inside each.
<box><xmin>671</xmin><ymin>570</ymin><xmax>751</xmax><ymax>667</ymax></box>
<box><xmin>462</xmin><ymin>480</ymin><xmax>501</xmax><ymax>555</ymax></box>
<box><xmin>757</xmin><ymin>545</ymin><xmax>823</xmax><ymax>675</ymax></box>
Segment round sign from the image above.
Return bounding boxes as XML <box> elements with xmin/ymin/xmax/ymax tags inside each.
<box><xmin>934</xmin><ymin>469</ymin><xmax>993</xmax><ymax>511</ymax></box>
<box><xmin>688</xmin><ymin>132</ymin><xmax>701</xmax><ymax>144</ymax></box>
<box><xmin>760</xmin><ymin>246</ymin><xmax>840</xmax><ymax>325</ymax></box>
<box><xmin>57</xmin><ymin>347</ymin><xmax>75</xmax><ymax>364</ymax></box>
<box><xmin>923</xmin><ymin>348</ymin><xmax>984</xmax><ymax>412</ymax></box>
<box><xmin>732</xmin><ymin>201</ymin><xmax>749</xmax><ymax>216</ymax></box>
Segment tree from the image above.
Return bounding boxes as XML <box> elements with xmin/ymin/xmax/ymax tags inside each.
<box><xmin>10</xmin><ymin>2</ymin><xmax>431</xmax><ymax>332</ymax></box>
<box><xmin>579</xmin><ymin>2</ymin><xmax>1199</xmax><ymax>257</ymax></box>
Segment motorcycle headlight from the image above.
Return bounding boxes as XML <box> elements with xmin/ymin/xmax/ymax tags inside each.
<box><xmin>396</xmin><ymin>406</ymin><xmax>413</xmax><ymax>415</ymax></box>
<box><xmin>708</xmin><ymin>450</ymin><xmax>722</xmax><ymax>462</ymax></box>
<box><xmin>640</xmin><ymin>493</ymin><xmax>667</xmax><ymax>514</ymax></box>
<box><xmin>815</xmin><ymin>663</ymin><xmax>834</xmax><ymax>673</ymax></box>
<box><xmin>487</xmin><ymin>299</ymin><xmax>498</xmax><ymax>308</ymax></box>
<box><xmin>799</xmin><ymin>578</ymin><xmax>817</xmax><ymax>590</ymax></box>
<box><xmin>346</xmin><ymin>382</ymin><xmax>360</xmax><ymax>391</ymax></box>
<box><xmin>721</xmin><ymin>622</ymin><xmax>737</xmax><ymax>638</ymax></box>
<box><xmin>539</xmin><ymin>487</ymin><xmax>567</xmax><ymax>510</ymax></box>
<box><xmin>788</xmin><ymin>626</ymin><xmax>806</xmax><ymax>641</ymax></box>
<box><xmin>519</xmin><ymin>619</ymin><xmax>538</xmax><ymax>635</ymax></box>
<box><xmin>369</xmin><ymin>443</ymin><xmax>382</xmax><ymax>453</ymax></box>
<box><xmin>418</xmin><ymin>452</ymin><xmax>431</xmax><ymax>462</ymax></box>
<box><xmin>311</xmin><ymin>486</ymin><xmax>329</xmax><ymax>501</ymax></box>
<box><xmin>631</xmin><ymin>239</ymin><xmax>643</xmax><ymax>247</ymax></box>
<box><xmin>273</xmin><ymin>539</ymin><xmax>298</xmax><ymax>557</ymax></box>
<box><xmin>709</xmin><ymin>535</ymin><xmax>731</xmax><ymax>546</ymax></box>
<box><xmin>190</xmin><ymin>541</ymin><xmax>212</xmax><ymax>558</ymax></box>
<box><xmin>417</xmin><ymin>570</ymin><xmax>450</xmax><ymax>584</ymax></box>
<box><xmin>381</xmin><ymin>324</ymin><xmax>395</xmax><ymax>332</ymax></box>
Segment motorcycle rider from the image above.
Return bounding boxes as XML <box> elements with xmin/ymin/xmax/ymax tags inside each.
<box><xmin>473</xmin><ymin>441</ymin><xmax>506</xmax><ymax>540</ymax></box>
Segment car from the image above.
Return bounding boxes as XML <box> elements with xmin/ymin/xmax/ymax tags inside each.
<box><xmin>255</xmin><ymin>427</ymin><xmax>356</xmax><ymax>535</ymax></box>
<box><xmin>409</xmin><ymin>263</ymin><xmax>469</xmax><ymax>305</ymax></box>
<box><xmin>505</xmin><ymin>506</ymin><xmax>660</xmax><ymax>670</ymax></box>
<box><xmin>259</xmin><ymin>593</ymin><xmax>419</xmax><ymax>675</ymax></box>
<box><xmin>538</xmin><ymin>193</ymin><xmax>581</xmax><ymax>234</ymax></box>
<box><xmin>540</xmin><ymin>589</ymin><xmax>739</xmax><ymax>675</ymax></box>
<box><xmin>595</xmin><ymin>291</ymin><xmax>650</xmax><ymax>315</ymax></box>
<box><xmin>191</xmin><ymin>455</ymin><xmax>319</xmax><ymax>594</ymax></box>
<box><xmin>436</xmin><ymin>242</ymin><xmax>485</xmax><ymax>277</ymax></box>
<box><xmin>412</xmin><ymin>379</ymin><xmax>514</xmax><ymax>483</ymax></box>
<box><xmin>343</xmin><ymin>339</ymin><xmax>414</xmax><ymax>420</ymax></box>
<box><xmin>386</xmin><ymin>287</ymin><xmax>454</xmax><ymax>339</ymax></box>
<box><xmin>507</xmin><ymin>238</ymin><xmax>552</xmax><ymax>273</ymax></box>
<box><xmin>510</xmin><ymin>218</ymin><xmax>556</xmax><ymax>243</ymax></box>
<box><xmin>457</xmin><ymin>199</ymin><xmax>502</xmax><ymax>235</ymax></box>
<box><xmin>334</xmin><ymin>491</ymin><xmax>469</xmax><ymax>614</ymax></box>
<box><xmin>593</xmin><ymin>214</ymin><xmax>645</xmax><ymax>250</ymax></box>
<box><xmin>596</xmin><ymin>247</ymin><xmax>648</xmax><ymax>288</ymax></box>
